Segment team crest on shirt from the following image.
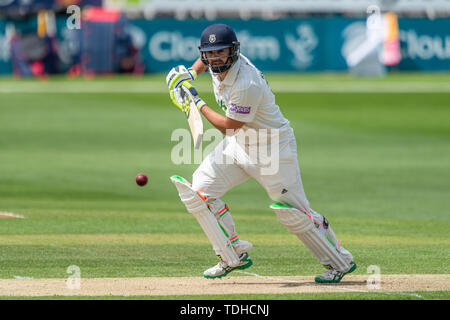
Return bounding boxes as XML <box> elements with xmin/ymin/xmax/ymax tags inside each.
<box><xmin>209</xmin><ymin>34</ymin><xmax>216</xmax><ymax>43</ymax></box>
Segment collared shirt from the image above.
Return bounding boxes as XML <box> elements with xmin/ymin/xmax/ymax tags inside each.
<box><xmin>210</xmin><ymin>54</ymin><xmax>291</xmax><ymax>143</ymax></box>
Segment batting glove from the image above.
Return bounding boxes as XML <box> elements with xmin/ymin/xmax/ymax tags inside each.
<box><xmin>169</xmin><ymin>88</ymin><xmax>187</xmax><ymax>112</ymax></box>
<box><xmin>166</xmin><ymin>65</ymin><xmax>197</xmax><ymax>91</ymax></box>
<box><xmin>169</xmin><ymin>84</ymin><xmax>206</xmax><ymax>113</ymax></box>
<box><xmin>183</xmin><ymin>82</ymin><xmax>206</xmax><ymax>111</ymax></box>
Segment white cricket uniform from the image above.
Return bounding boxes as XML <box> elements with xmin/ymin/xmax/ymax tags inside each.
<box><xmin>192</xmin><ymin>54</ymin><xmax>310</xmax><ymax>212</ymax></box>
<box><xmin>190</xmin><ymin>54</ymin><xmax>354</xmax><ymax>267</ymax></box>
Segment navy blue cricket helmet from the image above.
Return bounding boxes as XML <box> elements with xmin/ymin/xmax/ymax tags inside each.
<box><xmin>198</xmin><ymin>24</ymin><xmax>240</xmax><ymax>74</ymax></box>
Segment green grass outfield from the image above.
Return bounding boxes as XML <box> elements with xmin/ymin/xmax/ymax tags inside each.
<box><xmin>0</xmin><ymin>72</ymin><xmax>449</xmax><ymax>300</ymax></box>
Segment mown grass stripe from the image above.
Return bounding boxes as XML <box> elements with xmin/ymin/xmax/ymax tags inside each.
<box><xmin>0</xmin><ymin>233</ymin><xmax>448</xmax><ymax>246</ymax></box>
<box><xmin>0</xmin><ymin>79</ymin><xmax>449</xmax><ymax>93</ymax></box>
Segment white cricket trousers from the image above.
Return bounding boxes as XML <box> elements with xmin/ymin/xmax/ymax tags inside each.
<box><xmin>191</xmin><ymin>128</ymin><xmax>354</xmax><ymax>267</ymax></box>
<box><xmin>192</xmin><ymin>128</ymin><xmax>311</xmax><ymax>211</ymax></box>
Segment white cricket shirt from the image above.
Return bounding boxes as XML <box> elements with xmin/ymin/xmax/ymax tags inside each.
<box><xmin>210</xmin><ymin>54</ymin><xmax>292</xmax><ymax>144</ymax></box>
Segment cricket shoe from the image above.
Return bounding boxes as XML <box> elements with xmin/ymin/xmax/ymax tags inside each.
<box><xmin>314</xmin><ymin>261</ymin><xmax>357</xmax><ymax>284</ymax></box>
<box><xmin>203</xmin><ymin>253</ymin><xmax>253</xmax><ymax>279</ymax></box>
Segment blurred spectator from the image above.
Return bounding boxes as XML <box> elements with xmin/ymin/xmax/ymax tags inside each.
<box><xmin>80</xmin><ymin>7</ymin><xmax>144</xmax><ymax>75</ymax></box>
<box><xmin>9</xmin><ymin>13</ymin><xmax>59</xmax><ymax>77</ymax></box>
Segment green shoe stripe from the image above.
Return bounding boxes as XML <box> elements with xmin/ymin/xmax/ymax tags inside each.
<box><xmin>203</xmin><ymin>258</ymin><xmax>253</xmax><ymax>279</ymax></box>
<box><xmin>315</xmin><ymin>262</ymin><xmax>357</xmax><ymax>283</ymax></box>
<box><xmin>345</xmin><ymin>262</ymin><xmax>357</xmax><ymax>275</ymax></box>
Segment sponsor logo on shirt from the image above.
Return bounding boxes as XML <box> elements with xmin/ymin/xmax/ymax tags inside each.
<box><xmin>229</xmin><ymin>104</ymin><xmax>251</xmax><ymax>114</ymax></box>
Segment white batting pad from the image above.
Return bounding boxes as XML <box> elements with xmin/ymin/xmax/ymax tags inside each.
<box><xmin>170</xmin><ymin>175</ymin><xmax>240</xmax><ymax>267</ymax></box>
<box><xmin>271</xmin><ymin>203</ymin><xmax>351</xmax><ymax>272</ymax></box>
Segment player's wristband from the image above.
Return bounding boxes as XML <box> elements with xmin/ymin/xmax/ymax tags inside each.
<box><xmin>195</xmin><ymin>98</ymin><xmax>206</xmax><ymax>111</ymax></box>
<box><xmin>188</xmin><ymin>68</ymin><xmax>198</xmax><ymax>81</ymax></box>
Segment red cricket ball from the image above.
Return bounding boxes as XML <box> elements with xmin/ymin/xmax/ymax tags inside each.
<box><xmin>136</xmin><ymin>173</ymin><xmax>148</xmax><ymax>186</ymax></box>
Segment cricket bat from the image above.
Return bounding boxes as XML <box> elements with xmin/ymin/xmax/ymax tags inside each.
<box><xmin>178</xmin><ymin>85</ymin><xmax>204</xmax><ymax>149</ymax></box>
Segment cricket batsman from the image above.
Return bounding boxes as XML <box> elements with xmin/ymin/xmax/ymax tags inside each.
<box><xmin>166</xmin><ymin>24</ymin><xmax>357</xmax><ymax>283</ymax></box>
